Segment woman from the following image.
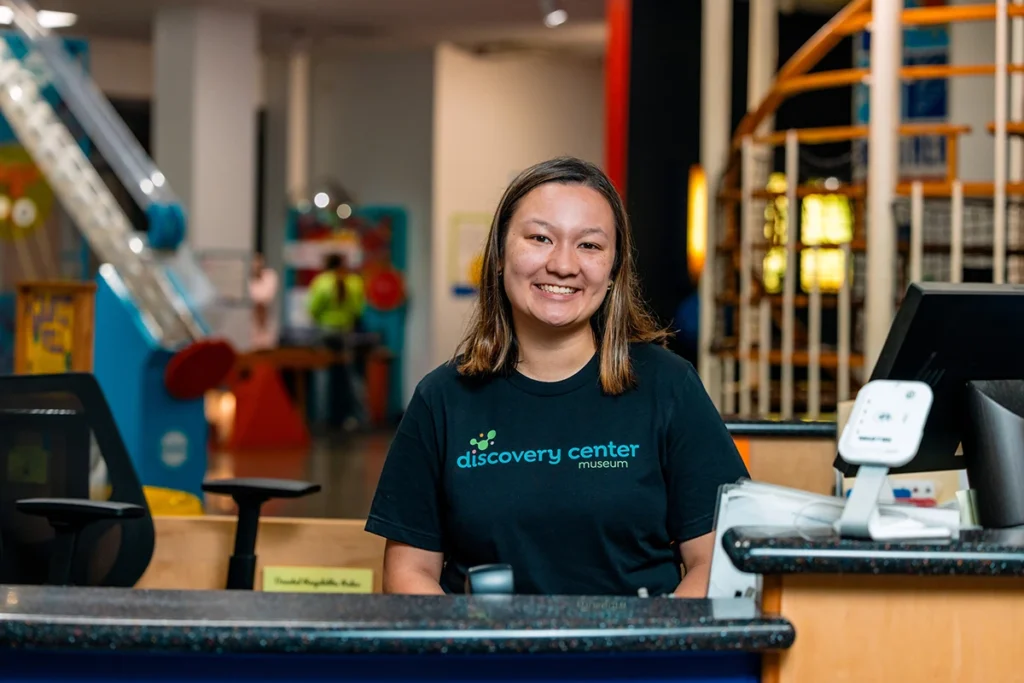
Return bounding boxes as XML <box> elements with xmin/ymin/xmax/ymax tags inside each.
<box><xmin>365</xmin><ymin>157</ymin><xmax>748</xmax><ymax>597</ymax></box>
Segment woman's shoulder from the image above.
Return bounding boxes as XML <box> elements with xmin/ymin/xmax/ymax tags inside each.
<box><xmin>411</xmin><ymin>357</ymin><xmax>492</xmax><ymax>404</ymax></box>
<box><xmin>629</xmin><ymin>342</ymin><xmax>697</xmax><ymax>380</ymax></box>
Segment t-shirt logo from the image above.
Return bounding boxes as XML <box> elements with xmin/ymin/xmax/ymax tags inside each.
<box><xmin>457</xmin><ymin>429</ymin><xmax>640</xmax><ymax>472</ymax></box>
<box><xmin>469</xmin><ymin>429</ymin><xmax>497</xmax><ymax>453</ymax></box>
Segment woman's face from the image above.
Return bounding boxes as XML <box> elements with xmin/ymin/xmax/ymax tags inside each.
<box><xmin>502</xmin><ymin>182</ymin><xmax>616</xmax><ymax>333</ymax></box>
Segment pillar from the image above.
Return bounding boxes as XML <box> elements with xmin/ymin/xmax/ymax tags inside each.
<box><xmin>747</xmin><ymin>0</ymin><xmax>778</xmax><ymax>134</ymax></box>
<box><xmin>286</xmin><ymin>48</ymin><xmax>311</xmax><ymax>205</ymax></box>
<box><xmin>864</xmin><ymin>0</ymin><xmax>902</xmax><ymax>374</ymax></box>
<box><xmin>153</xmin><ymin>6</ymin><xmax>259</xmax><ymax>255</ymax></box>
<box><xmin>698</xmin><ymin>0</ymin><xmax>733</xmax><ymax>405</ymax></box>
<box><xmin>605</xmin><ymin>0</ymin><xmax>631</xmax><ymax>196</ymax></box>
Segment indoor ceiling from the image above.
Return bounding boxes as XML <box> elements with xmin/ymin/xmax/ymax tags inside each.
<box><xmin>34</xmin><ymin>0</ymin><xmax>608</xmax><ymax>54</ymax></box>
<box><xmin>32</xmin><ymin>0</ymin><xmax>852</xmax><ymax>54</ymax></box>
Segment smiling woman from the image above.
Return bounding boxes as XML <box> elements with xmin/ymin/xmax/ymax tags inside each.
<box><xmin>457</xmin><ymin>156</ymin><xmax>666</xmax><ymax>393</ymax></box>
<box><xmin>365</xmin><ymin>156</ymin><xmax>749</xmax><ymax>598</ymax></box>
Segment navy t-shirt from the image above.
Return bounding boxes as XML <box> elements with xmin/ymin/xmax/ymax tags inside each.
<box><xmin>365</xmin><ymin>343</ymin><xmax>749</xmax><ymax>596</ymax></box>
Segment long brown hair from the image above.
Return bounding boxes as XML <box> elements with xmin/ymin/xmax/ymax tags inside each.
<box><xmin>454</xmin><ymin>156</ymin><xmax>669</xmax><ymax>394</ymax></box>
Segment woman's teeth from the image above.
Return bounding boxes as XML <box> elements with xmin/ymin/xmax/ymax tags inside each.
<box><xmin>538</xmin><ymin>284</ymin><xmax>578</xmax><ymax>295</ymax></box>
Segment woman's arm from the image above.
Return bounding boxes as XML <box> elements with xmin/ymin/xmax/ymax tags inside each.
<box><xmin>382</xmin><ymin>540</ymin><xmax>446</xmax><ymax>595</ymax></box>
<box><xmin>672</xmin><ymin>531</ymin><xmax>715</xmax><ymax>598</ymax></box>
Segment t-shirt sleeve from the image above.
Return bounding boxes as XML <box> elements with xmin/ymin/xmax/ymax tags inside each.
<box><xmin>364</xmin><ymin>387</ymin><xmax>445</xmax><ymax>552</ymax></box>
<box><xmin>663</xmin><ymin>364</ymin><xmax>750</xmax><ymax>543</ymax></box>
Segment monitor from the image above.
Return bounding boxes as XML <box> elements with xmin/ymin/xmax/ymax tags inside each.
<box><xmin>834</xmin><ymin>282</ymin><xmax>1024</xmax><ymax>527</ymax></box>
<box><xmin>836</xmin><ymin>282</ymin><xmax>1024</xmax><ymax>476</ymax></box>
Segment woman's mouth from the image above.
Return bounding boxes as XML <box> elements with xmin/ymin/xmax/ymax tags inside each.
<box><xmin>535</xmin><ymin>283</ymin><xmax>580</xmax><ymax>296</ymax></box>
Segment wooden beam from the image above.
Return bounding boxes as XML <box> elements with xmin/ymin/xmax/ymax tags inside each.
<box><xmin>754</xmin><ymin>123</ymin><xmax>972</xmax><ymax>146</ymax></box>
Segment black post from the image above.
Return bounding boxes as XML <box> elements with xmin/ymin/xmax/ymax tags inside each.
<box><xmin>47</xmin><ymin>525</ymin><xmax>79</xmax><ymax>586</ymax></box>
<box><xmin>226</xmin><ymin>500</ymin><xmax>263</xmax><ymax>590</ymax></box>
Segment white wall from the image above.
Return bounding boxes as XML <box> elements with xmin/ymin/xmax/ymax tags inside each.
<box><xmin>430</xmin><ymin>43</ymin><xmax>604</xmax><ymax>367</ymax></box>
<box><xmin>310</xmin><ymin>49</ymin><xmax>437</xmax><ymax>404</ymax></box>
<box><xmin>87</xmin><ymin>36</ymin><xmax>268</xmax><ymax>105</ymax></box>
<box><xmin>948</xmin><ymin>0</ymin><xmax>995</xmax><ymax>181</ymax></box>
<box><xmin>88</xmin><ymin>38</ymin><xmax>154</xmax><ymax>100</ymax></box>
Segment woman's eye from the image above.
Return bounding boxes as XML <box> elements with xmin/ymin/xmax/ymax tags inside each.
<box><xmin>579</xmin><ymin>242</ymin><xmax>601</xmax><ymax>250</ymax></box>
<box><xmin>530</xmin><ymin>235</ymin><xmax>551</xmax><ymax>244</ymax></box>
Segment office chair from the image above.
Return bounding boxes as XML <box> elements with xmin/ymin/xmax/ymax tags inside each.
<box><xmin>0</xmin><ymin>373</ymin><xmax>153</xmax><ymax>586</ymax></box>
<box><xmin>0</xmin><ymin>373</ymin><xmax>323</xmax><ymax>590</ymax></box>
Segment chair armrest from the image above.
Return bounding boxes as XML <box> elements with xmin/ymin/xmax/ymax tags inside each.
<box><xmin>201</xmin><ymin>478</ymin><xmax>321</xmax><ymax>591</ymax></box>
<box><xmin>202</xmin><ymin>478</ymin><xmax>321</xmax><ymax>503</ymax></box>
<box><xmin>16</xmin><ymin>499</ymin><xmax>145</xmax><ymax>529</ymax></box>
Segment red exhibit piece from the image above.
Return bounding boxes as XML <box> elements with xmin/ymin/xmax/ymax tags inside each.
<box><xmin>605</xmin><ymin>0</ymin><xmax>631</xmax><ymax>198</ymax></box>
<box><xmin>229</xmin><ymin>363</ymin><xmax>310</xmax><ymax>450</ymax></box>
<box><xmin>366</xmin><ymin>266</ymin><xmax>406</xmax><ymax>311</ymax></box>
<box><xmin>164</xmin><ymin>338</ymin><xmax>237</xmax><ymax>400</ymax></box>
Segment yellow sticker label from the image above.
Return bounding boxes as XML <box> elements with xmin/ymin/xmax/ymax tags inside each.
<box><xmin>262</xmin><ymin>566</ymin><xmax>374</xmax><ymax>593</ymax></box>
<box><xmin>7</xmin><ymin>444</ymin><xmax>48</xmax><ymax>485</ymax></box>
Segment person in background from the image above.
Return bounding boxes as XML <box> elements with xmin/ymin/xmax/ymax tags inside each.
<box><xmin>248</xmin><ymin>251</ymin><xmax>279</xmax><ymax>351</ymax></box>
<box><xmin>308</xmin><ymin>253</ymin><xmax>366</xmax><ymax>431</ymax></box>
<box><xmin>308</xmin><ymin>253</ymin><xmax>366</xmax><ymax>335</ymax></box>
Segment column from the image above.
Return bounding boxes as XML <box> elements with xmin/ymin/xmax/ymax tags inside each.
<box><xmin>865</xmin><ymin>0</ymin><xmax>902</xmax><ymax>374</ymax></box>
<box><xmin>286</xmin><ymin>48</ymin><xmax>311</xmax><ymax>205</ymax></box>
<box><xmin>748</xmin><ymin>0</ymin><xmax>778</xmax><ymax>133</ymax></box>
<box><xmin>698</xmin><ymin>0</ymin><xmax>733</xmax><ymax>406</ymax></box>
<box><xmin>153</xmin><ymin>6</ymin><xmax>260</xmax><ymax>255</ymax></box>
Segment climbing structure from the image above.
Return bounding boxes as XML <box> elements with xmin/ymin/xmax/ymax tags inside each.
<box><xmin>0</xmin><ymin>0</ymin><xmax>233</xmax><ymax>497</ymax></box>
<box><xmin>701</xmin><ymin>0</ymin><xmax>1024</xmax><ymax>420</ymax></box>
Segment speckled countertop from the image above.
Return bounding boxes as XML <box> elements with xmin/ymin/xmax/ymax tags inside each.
<box><xmin>0</xmin><ymin>585</ymin><xmax>794</xmax><ymax>655</ymax></box>
<box><xmin>724</xmin><ymin>526</ymin><xmax>1024</xmax><ymax>576</ymax></box>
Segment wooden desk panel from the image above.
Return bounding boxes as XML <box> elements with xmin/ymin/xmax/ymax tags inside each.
<box><xmin>764</xmin><ymin>574</ymin><xmax>1024</xmax><ymax>682</ymax></box>
<box><xmin>138</xmin><ymin>515</ymin><xmax>385</xmax><ymax>592</ymax></box>
<box><xmin>736</xmin><ymin>437</ymin><xmax>837</xmax><ymax>496</ymax></box>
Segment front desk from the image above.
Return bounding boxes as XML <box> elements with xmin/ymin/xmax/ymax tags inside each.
<box><xmin>0</xmin><ymin>587</ymin><xmax>793</xmax><ymax>682</ymax></box>
<box><xmin>723</xmin><ymin>526</ymin><xmax>1024</xmax><ymax>681</ymax></box>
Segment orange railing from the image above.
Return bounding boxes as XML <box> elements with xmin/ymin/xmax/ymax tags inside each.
<box><xmin>708</xmin><ymin>1</ymin><xmax>1024</xmax><ymax>419</ymax></box>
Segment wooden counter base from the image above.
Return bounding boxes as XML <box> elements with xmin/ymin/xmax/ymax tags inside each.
<box><xmin>762</xmin><ymin>574</ymin><xmax>1024</xmax><ymax>682</ymax></box>
<box><xmin>137</xmin><ymin>515</ymin><xmax>385</xmax><ymax>592</ymax></box>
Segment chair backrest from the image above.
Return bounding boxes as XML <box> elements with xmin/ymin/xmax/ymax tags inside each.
<box><xmin>0</xmin><ymin>373</ymin><xmax>154</xmax><ymax>586</ymax></box>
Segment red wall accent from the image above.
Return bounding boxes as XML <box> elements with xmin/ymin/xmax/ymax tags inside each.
<box><xmin>604</xmin><ymin>0</ymin><xmax>631</xmax><ymax>198</ymax></box>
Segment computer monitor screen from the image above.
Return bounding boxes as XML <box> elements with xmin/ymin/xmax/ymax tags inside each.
<box><xmin>834</xmin><ymin>282</ymin><xmax>1024</xmax><ymax>476</ymax></box>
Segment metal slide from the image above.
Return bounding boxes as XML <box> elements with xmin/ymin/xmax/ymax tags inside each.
<box><xmin>0</xmin><ymin>0</ymin><xmax>211</xmax><ymax>350</ymax></box>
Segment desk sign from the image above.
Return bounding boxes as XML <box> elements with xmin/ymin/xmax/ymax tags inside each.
<box><xmin>262</xmin><ymin>566</ymin><xmax>374</xmax><ymax>593</ymax></box>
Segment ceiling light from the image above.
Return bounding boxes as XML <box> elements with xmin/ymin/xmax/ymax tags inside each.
<box><xmin>540</xmin><ymin>0</ymin><xmax>568</xmax><ymax>28</ymax></box>
<box><xmin>0</xmin><ymin>8</ymin><xmax>78</xmax><ymax>28</ymax></box>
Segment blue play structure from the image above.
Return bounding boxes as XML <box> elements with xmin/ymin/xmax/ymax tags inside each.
<box><xmin>93</xmin><ymin>270</ymin><xmax>211</xmax><ymax>499</ymax></box>
<box><xmin>0</xmin><ymin>1</ymin><xmax>226</xmax><ymax>499</ymax></box>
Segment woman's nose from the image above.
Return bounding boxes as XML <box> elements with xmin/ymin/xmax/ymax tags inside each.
<box><xmin>547</xmin><ymin>242</ymin><xmax>579</xmax><ymax>276</ymax></box>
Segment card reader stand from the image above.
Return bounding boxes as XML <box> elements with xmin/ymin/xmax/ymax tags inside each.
<box><xmin>835</xmin><ymin>380</ymin><xmax>955</xmax><ymax>542</ymax></box>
